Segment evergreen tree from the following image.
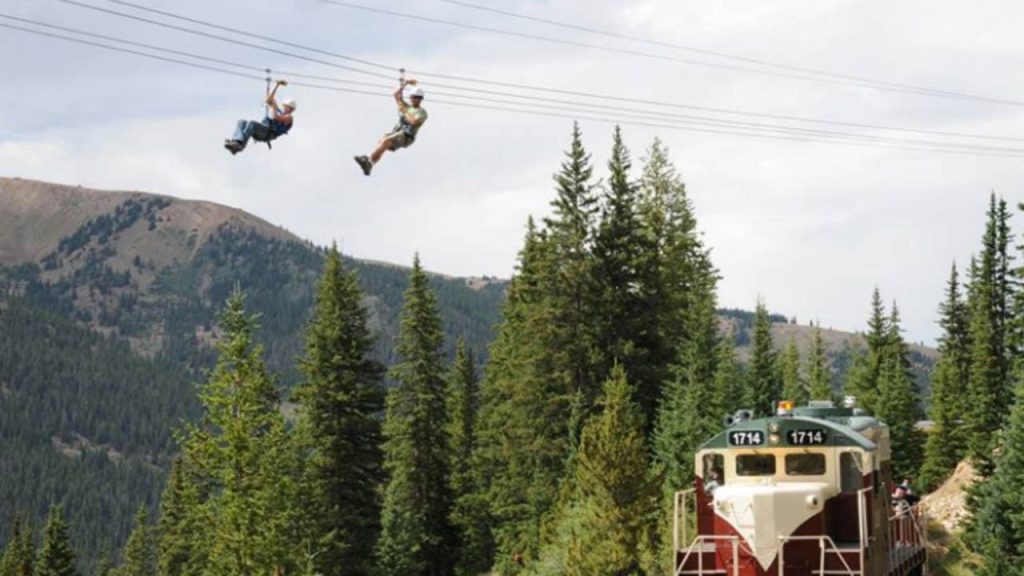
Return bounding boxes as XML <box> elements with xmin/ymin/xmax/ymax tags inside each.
<box><xmin>175</xmin><ymin>290</ymin><xmax>301</xmax><ymax>575</ymax></box>
<box><xmin>156</xmin><ymin>457</ymin><xmax>206</xmax><ymax>576</ymax></box>
<box><xmin>965</xmin><ymin>196</ymin><xmax>1014</xmax><ymax>473</ymax></box>
<box><xmin>564</xmin><ymin>365</ymin><xmax>660</xmax><ymax>575</ymax></box>
<box><xmin>34</xmin><ymin>505</ymin><xmax>76</xmax><ymax>576</ymax></box>
<box><xmin>1</xmin><ymin>513</ymin><xmax>34</xmax><ymax>576</ymax></box>
<box><xmin>543</xmin><ymin>122</ymin><xmax>601</xmax><ymax>411</ymax></box>
<box><xmin>376</xmin><ymin>256</ymin><xmax>456</xmax><ymax>576</ymax></box>
<box><xmin>713</xmin><ymin>331</ymin><xmax>746</xmax><ymax>414</ymax></box>
<box><xmin>966</xmin><ymin>381</ymin><xmax>1024</xmax><ymax>575</ymax></box>
<box><xmin>747</xmin><ymin>299</ymin><xmax>780</xmax><ymax>416</ymax></box>
<box><xmin>446</xmin><ymin>339</ymin><xmax>491</xmax><ymax>576</ymax></box>
<box><xmin>591</xmin><ymin>127</ymin><xmax>654</xmax><ymax>423</ymax></box>
<box><xmin>92</xmin><ymin>552</ymin><xmax>112</xmax><ymax>576</ymax></box>
<box><xmin>294</xmin><ymin>245</ymin><xmax>385</xmax><ymax>576</ymax></box>
<box><xmin>806</xmin><ymin>324</ymin><xmax>833</xmax><ymax>402</ymax></box>
<box><xmin>472</xmin><ymin>220</ymin><xmax>569</xmax><ymax>571</ymax></box>
<box><xmin>113</xmin><ymin>508</ymin><xmax>154</xmax><ymax>576</ymax></box>
<box><xmin>780</xmin><ymin>338</ymin><xmax>808</xmax><ymax>405</ymax></box>
<box><xmin>845</xmin><ymin>288</ymin><xmax>888</xmax><ymax>413</ymax></box>
<box><xmin>874</xmin><ymin>304</ymin><xmax>923</xmax><ymax>480</ymax></box>
<box><xmin>919</xmin><ymin>264</ymin><xmax>970</xmax><ymax>491</ymax></box>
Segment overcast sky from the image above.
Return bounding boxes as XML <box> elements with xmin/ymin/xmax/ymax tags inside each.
<box><xmin>2</xmin><ymin>0</ymin><xmax>1023</xmax><ymax>344</ymax></box>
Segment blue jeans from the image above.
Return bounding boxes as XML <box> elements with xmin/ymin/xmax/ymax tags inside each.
<box><xmin>230</xmin><ymin>119</ymin><xmax>271</xmax><ymax>149</ymax></box>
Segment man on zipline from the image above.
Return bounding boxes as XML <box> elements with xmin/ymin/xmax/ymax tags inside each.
<box><xmin>224</xmin><ymin>79</ymin><xmax>295</xmax><ymax>155</ymax></box>
<box><xmin>354</xmin><ymin>78</ymin><xmax>427</xmax><ymax>176</ymax></box>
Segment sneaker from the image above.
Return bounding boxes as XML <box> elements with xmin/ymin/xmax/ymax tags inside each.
<box><xmin>224</xmin><ymin>140</ymin><xmax>243</xmax><ymax>155</ymax></box>
<box><xmin>354</xmin><ymin>155</ymin><xmax>372</xmax><ymax>176</ymax></box>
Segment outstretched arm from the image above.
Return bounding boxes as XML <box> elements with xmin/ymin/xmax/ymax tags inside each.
<box><xmin>394</xmin><ymin>81</ymin><xmax>408</xmax><ymax>112</ymax></box>
<box><xmin>266</xmin><ymin>79</ymin><xmax>287</xmax><ymax>109</ymax></box>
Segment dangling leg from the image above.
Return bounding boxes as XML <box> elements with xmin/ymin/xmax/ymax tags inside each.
<box><xmin>225</xmin><ymin>120</ymin><xmax>257</xmax><ymax>154</ymax></box>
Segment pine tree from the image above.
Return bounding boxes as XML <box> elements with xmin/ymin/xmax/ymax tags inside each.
<box><xmin>806</xmin><ymin>324</ymin><xmax>833</xmax><ymax>402</ymax></box>
<box><xmin>175</xmin><ymin>290</ymin><xmax>301</xmax><ymax>575</ymax></box>
<box><xmin>591</xmin><ymin>127</ymin><xmax>654</xmax><ymax>422</ymax></box>
<box><xmin>564</xmin><ymin>365</ymin><xmax>660</xmax><ymax>575</ymax></box>
<box><xmin>714</xmin><ymin>331</ymin><xmax>746</xmax><ymax>414</ymax></box>
<box><xmin>446</xmin><ymin>338</ymin><xmax>491</xmax><ymax>576</ymax></box>
<box><xmin>156</xmin><ymin>457</ymin><xmax>206</xmax><ymax>576</ymax></box>
<box><xmin>376</xmin><ymin>256</ymin><xmax>456</xmax><ymax>576</ymax></box>
<box><xmin>1</xmin><ymin>513</ymin><xmax>34</xmax><ymax>576</ymax></box>
<box><xmin>294</xmin><ymin>245</ymin><xmax>385</xmax><ymax>576</ymax></box>
<box><xmin>747</xmin><ymin>299</ymin><xmax>780</xmax><ymax>416</ymax></box>
<box><xmin>919</xmin><ymin>264</ymin><xmax>970</xmax><ymax>491</ymax></box>
<box><xmin>34</xmin><ymin>505</ymin><xmax>76</xmax><ymax>576</ymax></box>
<box><xmin>471</xmin><ymin>219</ymin><xmax>571</xmax><ymax>570</ymax></box>
<box><xmin>114</xmin><ymin>508</ymin><xmax>155</xmax><ymax>576</ymax></box>
<box><xmin>845</xmin><ymin>288</ymin><xmax>888</xmax><ymax>413</ymax></box>
<box><xmin>780</xmin><ymin>338</ymin><xmax>808</xmax><ymax>405</ymax></box>
<box><xmin>965</xmin><ymin>195</ymin><xmax>1014</xmax><ymax>473</ymax></box>
<box><xmin>965</xmin><ymin>381</ymin><xmax>1024</xmax><ymax>574</ymax></box>
<box><xmin>874</xmin><ymin>304</ymin><xmax>923</xmax><ymax>481</ymax></box>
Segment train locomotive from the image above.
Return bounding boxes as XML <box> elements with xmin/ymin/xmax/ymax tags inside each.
<box><xmin>673</xmin><ymin>399</ymin><xmax>927</xmax><ymax>576</ymax></box>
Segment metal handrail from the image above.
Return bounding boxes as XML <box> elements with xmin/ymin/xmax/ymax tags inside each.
<box><xmin>674</xmin><ymin>535</ymin><xmax>741</xmax><ymax>576</ymax></box>
<box><xmin>777</xmin><ymin>535</ymin><xmax>861</xmax><ymax>576</ymax></box>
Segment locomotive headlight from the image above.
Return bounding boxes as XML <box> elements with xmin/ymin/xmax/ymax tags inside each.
<box><xmin>806</xmin><ymin>495</ymin><xmax>820</xmax><ymax>508</ymax></box>
<box><xmin>768</xmin><ymin>433</ymin><xmax>781</xmax><ymax>445</ymax></box>
<box><xmin>768</xmin><ymin>422</ymin><xmax>782</xmax><ymax>433</ymax></box>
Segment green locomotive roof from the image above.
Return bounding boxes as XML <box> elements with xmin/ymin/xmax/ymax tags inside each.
<box><xmin>697</xmin><ymin>408</ymin><xmax>881</xmax><ymax>452</ymax></box>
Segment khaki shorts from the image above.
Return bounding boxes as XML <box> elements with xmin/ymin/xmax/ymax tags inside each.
<box><xmin>384</xmin><ymin>130</ymin><xmax>414</xmax><ymax>151</ymax></box>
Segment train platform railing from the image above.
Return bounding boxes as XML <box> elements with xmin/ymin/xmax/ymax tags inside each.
<box><xmin>776</xmin><ymin>535</ymin><xmax>861</xmax><ymax>576</ymax></box>
<box><xmin>674</xmin><ymin>535</ymin><xmax>742</xmax><ymax>576</ymax></box>
<box><xmin>887</xmin><ymin>500</ymin><xmax>928</xmax><ymax>575</ymax></box>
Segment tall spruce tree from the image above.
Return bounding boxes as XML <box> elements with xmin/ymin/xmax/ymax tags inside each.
<box><xmin>113</xmin><ymin>508</ymin><xmax>155</xmax><ymax>576</ymax></box>
<box><xmin>446</xmin><ymin>339</ymin><xmax>491</xmax><ymax>576</ymax></box>
<box><xmin>806</xmin><ymin>324</ymin><xmax>833</xmax><ymax>402</ymax></box>
<box><xmin>294</xmin><ymin>245</ymin><xmax>385</xmax><ymax>576</ymax></box>
<box><xmin>1</xmin><ymin>513</ymin><xmax>34</xmax><ymax>576</ymax></box>
<box><xmin>747</xmin><ymin>299</ymin><xmax>781</xmax><ymax>416</ymax></box>
<box><xmin>965</xmin><ymin>195</ymin><xmax>1014</xmax><ymax>473</ymax></box>
<box><xmin>156</xmin><ymin>457</ymin><xmax>206</xmax><ymax>576</ymax></box>
<box><xmin>472</xmin><ymin>220</ymin><xmax>569</xmax><ymax>571</ymax></box>
<box><xmin>965</xmin><ymin>381</ymin><xmax>1024</xmax><ymax>575</ymax></box>
<box><xmin>874</xmin><ymin>304</ymin><xmax>923</xmax><ymax>480</ymax></box>
<box><xmin>919</xmin><ymin>264</ymin><xmax>970</xmax><ymax>491</ymax></box>
<box><xmin>377</xmin><ymin>256</ymin><xmax>456</xmax><ymax>576</ymax></box>
<box><xmin>174</xmin><ymin>290</ymin><xmax>301</xmax><ymax>574</ymax></box>
<box><xmin>564</xmin><ymin>365</ymin><xmax>660</xmax><ymax>576</ymax></box>
<box><xmin>780</xmin><ymin>338</ymin><xmax>808</xmax><ymax>405</ymax></box>
<box><xmin>845</xmin><ymin>288</ymin><xmax>888</xmax><ymax>413</ymax></box>
<box><xmin>592</xmin><ymin>127</ymin><xmax>655</xmax><ymax>423</ymax></box>
<box><xmin>34</xmin><ymin>505</ymin><xmax>75</xmax><ymax>576</ymax></box>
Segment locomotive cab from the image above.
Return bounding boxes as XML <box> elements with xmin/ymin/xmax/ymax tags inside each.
<box><xmin>674</xmin><ymin>400</ymin><xmax>926</xmax><ymax>576</ymax></box>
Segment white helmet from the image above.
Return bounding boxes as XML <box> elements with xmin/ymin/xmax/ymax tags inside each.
<box><xmin>281</xmin><ymin>98</ymin><xmax>297</xmax><ymax>110</ymax></box>
<box><xmin>408</xmin><ymin>87</ymin><xmax>425</xmax><ymax>99</ymax></box>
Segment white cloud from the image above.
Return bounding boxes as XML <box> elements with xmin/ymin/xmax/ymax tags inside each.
<box><xmin>2</xmin><ymin>0</ymin><xmax>1023</xmax><ymax>344</ymax></box>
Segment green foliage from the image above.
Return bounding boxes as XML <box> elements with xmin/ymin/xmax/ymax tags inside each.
<box><xmin>1</xmin><ymin>513</ymin><xmax>34</xmax><ymax>576</ymax></box>
<box><xmin>563</xmin><ymin>366</ymin><xmax>660</xmax><ymax>576</ymax></box>
<box><xmin>844</xmin><ymin>288</ymin><xmax>887</xmax><ymax>413</ymax></box>
<box><xmin>34</xmin><ymin>506</ymin><xmax>76</xmax><ymax>576</ymax></box>
<box><xmin>173</xmin><ymin>290</ymin><xmax>301</xmax><ymax>574</ymax></box>
<box><xmin>874</xmin><ymin>305</ymin><xmax>924</xmax><ymax>480</ymax></box>
<box><xmin>112</xmin><ymin>508</ymin><xmax>154</xmax><ymax>576</ymax></box>
<box><xmin>920</xmin><ymin>264</ymin><xmax>970</xmax><ymax>492</ymax></box>
<box><xmin>293</xmin><ymin>246</ymin><xmax>385</xmax><ymax>576</ymax></box>
<box><xmin>806</xmin><ymin>324</ymin><xmax>833</xmax><ymax>402</ymax></box>
<box><xmin>156</xmin><ymin>458</ymin><xmax>205</xmax><ymax>576</ymax></box>
<box><xmin>965</xmin><ymin>196</ymin><xmax>1014</xmax><ymax>474</ymax></box>
<box><xmin>780</xmin><ymin>338</ymin><xmax>808</xmax><ymax>405</ymax></box>
<box><xmin>377</xmin><ymin>257</ymin><xmax>456</xmax><ymax>576</ymax></box>
<box><xmin>747</xmin><ymin>299</ymin><xmax>780</xmax><ymax>416</ymax></box>
<box><xmin>446</xmin><ymin>339</ymin><xmax>491</xmax><ymax>576</ymax></box>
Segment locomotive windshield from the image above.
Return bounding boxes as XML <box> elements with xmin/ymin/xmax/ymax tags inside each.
<box><xmin>736</xmin><ymin>454</ymin><xmax>776</xmax><ymax>476</ymax></box>
<box><xmin>784</xmin><ymin>453</ymin><xmax>826</xmax><ymax>476</ymax></box>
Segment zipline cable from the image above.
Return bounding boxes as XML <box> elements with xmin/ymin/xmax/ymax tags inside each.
<box><xmin>313</xmin><ymin>0</ymin><xmax>1024</xmax><ymax>107</ymax></box>
<box><xmin>6</xmin><ymin>19</ymin><xmax>1024</xmax><ymax>158</ymax></box>
<box><xmin>10</xmin><ymin>13</ymin><xmax>1024</xmax><ymax>154</ymax></box>
<box><xmin>57</xmin><ymin>0</ymin><xmax>1024</xmax><ymax>143</ymax></box>
<box><xmin>437</xmin><ymin>0</ymin><xmax>1015</xmax><ymax>106</ymax></box>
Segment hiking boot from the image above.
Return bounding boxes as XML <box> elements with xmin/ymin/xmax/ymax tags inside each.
<box><xmin>354</xmin><ymin>155</ymin><xmax>373</xmax><ymax>176</ymax></box>
<box><xmin>224</xmin><ymin>140</ymin><xmax>243</xmax><ymax>155</ymax></box>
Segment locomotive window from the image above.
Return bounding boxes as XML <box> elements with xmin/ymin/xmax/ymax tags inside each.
<box><xmin>736</xmin><ymin>454</ymin><xmax>776</xmax><ymax>476</ymax></box>
<box><xmin>840</xmin><ymin>452</ymin><xmax>864</xmax><ymax>493</ymax></box>
<box><xmin>703</xmin><ymin>453</ymin><xmax>725</xmax><ymax>493</ymax></box>
<box><xmin>785</xmin><ymin>453</ymin><xmax>826</xmax><ymax>476</ymax></box>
